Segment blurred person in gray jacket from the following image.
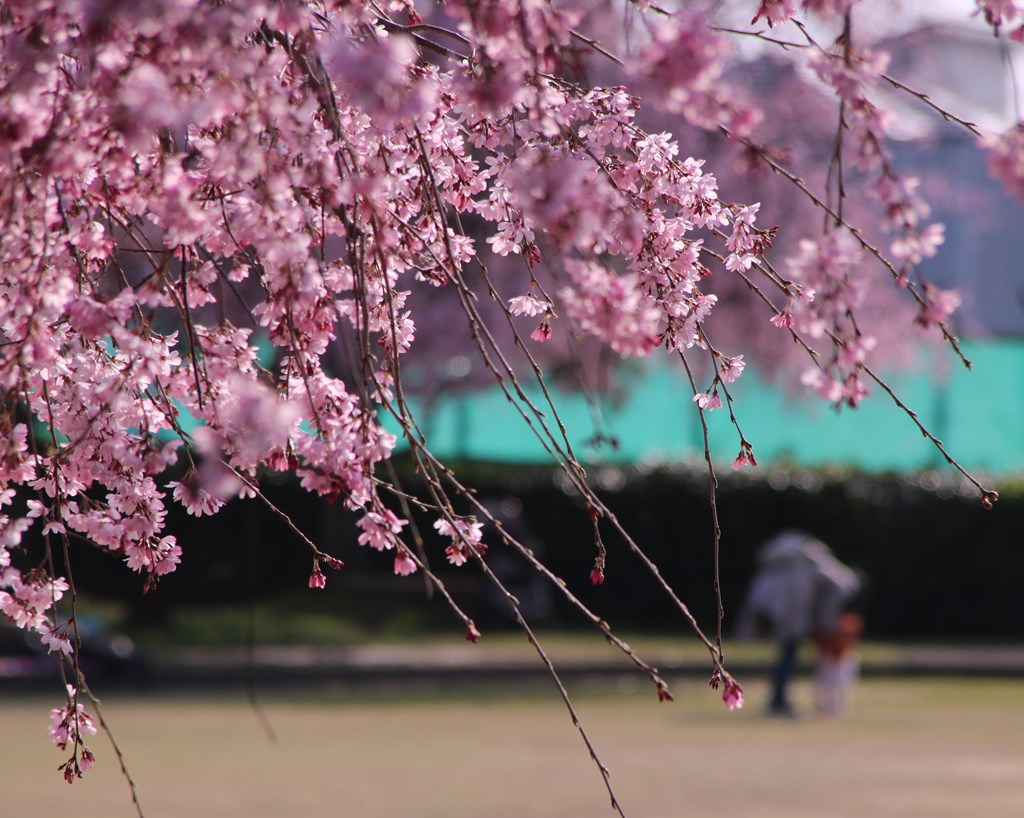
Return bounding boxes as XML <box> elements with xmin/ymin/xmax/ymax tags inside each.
<box><xmin>737</xmin><ymin>530</ymin><xmax>862</xmax><ymax>717</ymax></box>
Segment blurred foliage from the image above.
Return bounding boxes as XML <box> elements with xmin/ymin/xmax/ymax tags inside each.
<box><xmin>45</xmin><ymin>461</ymin><xmax>1024</xmax><ymax>640</ymax></box>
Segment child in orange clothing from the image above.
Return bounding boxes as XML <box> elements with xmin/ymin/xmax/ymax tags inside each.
<box><xmin>813</xmin><ymin>611</ymin><xmax>864</xmax><ymax>717</ymax></box>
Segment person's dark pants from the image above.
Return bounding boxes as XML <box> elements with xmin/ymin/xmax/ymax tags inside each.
<box><xmin>769</xmin><ymin>638</ymin><xmax>801</xmax><ymax>713</ymax></box>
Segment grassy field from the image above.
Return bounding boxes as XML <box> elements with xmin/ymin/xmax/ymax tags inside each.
<box><xmin>4</xmin><ymin>677</ymin><xmax>1023</xmax><ymax>818</ymax></box>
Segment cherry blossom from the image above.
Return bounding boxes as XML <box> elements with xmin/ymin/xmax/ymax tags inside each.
<box><xmin>49</xmin><ymin>686</ymin><xmax>98</xmax><ymax>783</ymax></box>
<box><xmin>975</xmin><ymin>0</ymin><xmax>1024</xmax><ymax>30</ymax></box>
<box><xmin>393</xmin><ymin>551</ymin><xmax>419</xmax><ymax>577</ymax></box>
<box><xmin>560</xmin><ymin>261</ymin><xmax>663</xmax><ymax>358</ymax></box>
<box><xmin>531</xmin><ymin>322</ymin><xmax>553</xmax><ymax>342</ymax></box>
<box><xmin>509</xmin><ymin>294</ymin><xmax>553</xmax><ymax>318</ymax></box>
<box><xmin>434</xmin><ymin>516</ymin><xmax>487</xmax><ymax>566</ymax></box>
<box><xmin>718</xmin><ymin>356</ymin><xmax>746</xmax><ymax>384</ymax></box>
<box><xmin>917</xmin><ymin>285</ymin><xmax>963</xmax><ymax>329</ymax></box>
<box><xmin>722</xmin><ymin>678</ymin><xmax>745</xmax><ymax>711</ymax></box>
<box><xmin>980</xmin><ymin>125</ymin><xmax>1024</xmax><ymax>203</ymax></box>
<box><xmin>732</xmin><ymin>444</ymin><xmax>758</xmax><ymax>471</ymax></box>
<box><xmin>694</xmin><ymin>391</ymin><xmax>724</xmax><ymax>411</ymax></box>
<box><xmin>752</xmin><ymin>1</ymin><xmax>797</xmax><ymax>27</ymax></box>
<box><xmin>357</xmin><ymin>509</ymin><xmax>408</xmax><ymax>553</ymax></box>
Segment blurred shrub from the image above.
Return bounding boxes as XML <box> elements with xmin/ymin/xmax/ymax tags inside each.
<box><xmin>56</xmin><ymin>461</ymin><xmax>1024</xmax><ymax>639</ymax></box>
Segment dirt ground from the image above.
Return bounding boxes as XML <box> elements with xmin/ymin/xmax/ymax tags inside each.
<box><xmin>4</xmin><ymin>677</ymin><xmax>1023</xmax><ymax>818</ymax></box>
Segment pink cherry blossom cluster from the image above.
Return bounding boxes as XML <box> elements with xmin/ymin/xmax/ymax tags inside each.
<box><xmin>980</xmin><ymin>124</ymin><xmax>1024</xmax><ymax>204</ymax></box>
<box><xmin>807</xmin><ymin>45</ymin><xmax>945</xmax><ymax>277</ymax></box>
<box><xmin>722</xmin><ymin>677</ymin><xmax>745</xmax><ymax>710</ymax></box>
<box><xmin>434</xmin><ymin>516</ymin><xmax>488</xmax><ymax>566</ymax></box>
<box><xmin>561</xmin><ymin>261</ymin><xmax>663</xmax><ymax>357</ymax></box>
<box><xmin>460</xmin><ymin>77</ymin><xmax>761</xmax><ymax>360</ymax></box>
<box><xmin>751</xmin><ymin>0</ymin><xmax>799</xmax><ymax>28</ymax></box>
<box><xmin>631</xmin><ymin>10</ymin><xmax>761</xmax><ymax>137</ymax></box>
<box><xmin>0</xmin><ymin>567</ymin><xmax>69</xmax><ymax>638</ymax></box>
<box><xmin>49</xmin><ymin>686</ymin><xmax>97</xmax><ymax>783</ymax></box>
<box><xmin>784</xmin><ymin>231</ymin><xmax>874</xmax><ymax>406</ymax></box>
<box><xmin>752</xmin><ymin>0</ymin><xmax>858</xmax><ymax>28</ymax></box>
<box><xmin>786</xmin><ymin>34</ymin><xmax>963</xmax><ymax>373</ymax></box>
<box><xmin>974</xmin><ymin>0</ymin><xmax>1024</xmax><ymax>36</ymax></box>
<box><xmin>710</xmin><ymin>669</ymin><xmax>744</xmax><ymax>710</ymax></box>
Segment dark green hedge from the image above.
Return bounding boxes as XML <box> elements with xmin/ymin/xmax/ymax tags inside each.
<box><xmin>406</xmin><ymin>462</ymin><xmax>1024</xmax><ymax>639</ymax></box>
<box><xmin>55</xmin><ymin>461</ymin><xmax>1024</xmax><ymax>638</ymax></box>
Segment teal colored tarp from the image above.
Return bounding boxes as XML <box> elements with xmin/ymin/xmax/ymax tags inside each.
<box><xmin>392</xmin><ymin>339</ymin><xmax>1024</xmax><ymax>475</ymax></box>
